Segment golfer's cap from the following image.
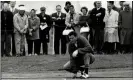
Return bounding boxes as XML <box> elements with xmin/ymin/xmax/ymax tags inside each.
<box><xmin>18</xmin><ymin>4</ymin><xmax>26</xmax><ymax>10</ymax></box>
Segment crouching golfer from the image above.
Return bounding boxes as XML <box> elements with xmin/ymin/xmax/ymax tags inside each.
<box><xmin>63</xmin><ymin>31</ymin><xmax>95</xmax><ymax>79</ymax></box>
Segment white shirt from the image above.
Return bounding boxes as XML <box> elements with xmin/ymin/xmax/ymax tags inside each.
<box><xmin>97</xmin><ymin>7</ymin><xmax>101</xmax><ymax>10</ymax></box>
<box><xmin>57</xmin><ymin>12</ymin><xmax>61</xmax><ymax>17</ymax></box>
<box><xmin>9</xmin><ymin>6</ymin><xmax>16</xmax><ymax>13</ymax></box>
<box><xmin>104</xmin><ymin>9</ymin><xmax>119</xmax><ymax>28</ymax></box>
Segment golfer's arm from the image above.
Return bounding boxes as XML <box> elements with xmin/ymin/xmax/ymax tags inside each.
<box><xmin>78</xmin><ymin>45</ymin><xmax>93</xmax><ymax>54</ymax></box>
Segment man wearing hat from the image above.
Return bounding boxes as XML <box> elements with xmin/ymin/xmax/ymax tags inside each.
<box><xmin>37</xmin><ymin>7</ymin><xmax>52</xmax><ymax>55</ymax></box>
<box><xmin>119</xmin><ymin>2</ymin><xmax>132</xmax><ymax>53</ymax></box>
<box><xmin>13</xmin><ymin>4</ymin><xmax>28</xmax><ymax>56</ymax></box>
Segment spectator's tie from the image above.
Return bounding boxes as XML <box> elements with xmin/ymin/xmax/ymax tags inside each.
<box><xmin>57</xmin><ymin>12</ymin><xmax>59</xmax><ymax>17</ymax></box>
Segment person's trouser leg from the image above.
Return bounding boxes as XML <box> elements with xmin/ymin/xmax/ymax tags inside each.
<box><xmin>27</xmin><ymin>40</ymin><xmax>33</xmax><ymax>54</ymax></box>
<box><xmin>99</xmin><ymin>30</ymin><xmax>104</xmax><ymax>53</ymax></box>
<box><xmin>14</xmin><ymin>33</ymin><xmax>21</xmax><ymax>56</ymax></box>
<box><xmin>12</xmin><ymin>33</ymin><xmax>16</xmax><ymax>56</ymax></box>
<box><xmin>84</xmin><ymin>53</ymin><xmax>91</xmax><ymax>74</ymax></box>
<box><xmin>90</xmin><ymin>28</ymin><xmax>94</xmax><ymax>47</ymax></box>
<box><xmin>93</xmin><ymin>29</ymin><xmax>99</xmax><ymax>52</ymax></box>
<box><xmin>61</xmin><ymin>35</ymin><xmax>67</xmax><ymax>55</ymax></box>
<box><xmin>20</xmin><ymin>35</ymin><xmax>25</xmax><ymax>56</ymax></box>
<box><xmin>5</xmin><ymin>34</ymin><xmax>11</xmax><ymax>56</ymax></box>
<box><xmin>43</xmin><ymin>41</ymin><xmax>48</xmax><ymax>55</ymax></box>
<box><xmin>102</xmin><ymin>42</ymin><xmax>108</xmax><ymax>53</ymax></box>
<box><xmin>116</xmin><ymin>42</ymin><xmax>120</xmax><ymax>53</ymax></box>
<box><xmin>54</xmin><ymin>28</ymin><xmax>60</xmax><ymax>55</ymax></box>
<box><xmin>37</xmin><ymin>39</ymin><xmax>41</xmax><ymax>55</ymax></box>
<box><xmin>34</xmin><ymin>39</ymin><xmax>40</xmax><ymax>54</ymax></box>
<box><xmin>1</xmin><ymin>33</ymin><xmax>5</xmax><ymax>57</ymax></box>
<box><xmin>93</xmin><ymin>29</ymin><xmax>99</xmax><ymax>53</ymax></box>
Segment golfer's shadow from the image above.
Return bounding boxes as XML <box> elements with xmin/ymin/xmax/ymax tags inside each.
<box><xmin>65</xmin><ymin>76</ymin><xmax>132</xmax><ymax>79</ymax></box>
<box><xmin>58</xmin><ymin>69</ymin><xmax>132</xmax><ymax>79</ymax></box>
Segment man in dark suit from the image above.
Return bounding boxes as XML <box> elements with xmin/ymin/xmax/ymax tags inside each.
<box><xmin>1</xmin><ymin>2</ymin><xmax>13</xmax><ymax>57</ymax></box>
<box><xmin>9</xmin><ymin>1</ymin><xmax>18</xmax><ymax>56</ymax></box>
<box><xmin>37</xmin><ymin>7</ymin><xmax>52</xmax><ymax>55</ymax></box>
<box><xmin>90</xmin><ymin>1</ymin><xmax>105</xmax><ymax>54</ymax></box>
<box><xmin>52</xmin><ymin>5</ymin><xmax>67</xmax><ymax>55</ymax></box>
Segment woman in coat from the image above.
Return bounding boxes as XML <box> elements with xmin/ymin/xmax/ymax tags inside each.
<box><xmin>65</xmin><ymin>5</ymin><xmax>80</xmax><ymax>36</ymax></box>
<box><xmin>79</xmin><ymin>7</ymin><xmax>92</xmax><ymax>40</ymax></box>
<box><xmin>103</xmin><ymin>2</ymin><xmax>119</xmax><ymax>54</ymax></box>
<box><xmin>27</xmin><ymin>9</ymin><xmax>40</xmax><ymax>56</ymax></box>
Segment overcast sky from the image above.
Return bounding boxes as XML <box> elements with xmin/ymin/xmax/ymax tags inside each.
<box><xmin>15</xmin><ymin>1</ymin><xmax>132</xmax><ymax>14</ymax></box>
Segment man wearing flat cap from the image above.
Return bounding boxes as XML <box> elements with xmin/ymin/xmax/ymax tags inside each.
<box><xmin>13</xmin><ymin>5</ymin><xmax>28</xmax><ymax>56</ymax></box>
<box><xmin>37</xmin><ymin>7</ymin><xmax>52</xmax><ymax>55</ymax></box>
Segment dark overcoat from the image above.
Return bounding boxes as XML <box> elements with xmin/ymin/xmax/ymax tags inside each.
<box><xmin>37</xmin><ymin>13</ymin><xmax>52</xmax><ymax>42</ymax></box>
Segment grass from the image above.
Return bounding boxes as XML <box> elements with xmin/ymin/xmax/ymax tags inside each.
<box><xmin>1</xmin><ymin>53</ymin><xmax>132</xmax><ymax>73</ymax></box>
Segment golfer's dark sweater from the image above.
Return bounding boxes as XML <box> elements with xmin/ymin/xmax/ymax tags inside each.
<box><xmin>68</xmin><ymin>36</ymin><xmax>93</xmax><ymax>58</ymax></box>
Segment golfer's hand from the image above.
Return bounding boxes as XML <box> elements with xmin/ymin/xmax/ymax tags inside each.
<box><xmin>72</xmin><ymin>50</ymin><xmax>78</xmax><ymax>58</ymax></box>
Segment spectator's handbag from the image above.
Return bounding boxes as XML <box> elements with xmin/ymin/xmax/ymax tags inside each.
<box><xmin>80</xmin><ymin>23</ymin><xmax>90</xmax><ymax>33</ymax></box>
<box><xmin>62</xmin><ymin>27</ymin><xmax>74</xmax><ymax>35</ymax></box>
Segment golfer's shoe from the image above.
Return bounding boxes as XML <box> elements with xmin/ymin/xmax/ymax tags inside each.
<box><xmin>80</xmin><ymin>73</ymin><xmax>90</xmax><ymax>79</ymax></box>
